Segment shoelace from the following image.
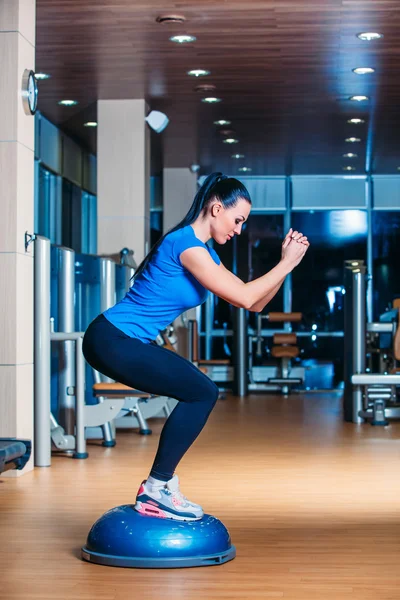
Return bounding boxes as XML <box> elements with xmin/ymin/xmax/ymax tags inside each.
<box><xmin>165</xmin><ymin>487</ymin><xmax>189</xmax><ymax>506</ymax></box>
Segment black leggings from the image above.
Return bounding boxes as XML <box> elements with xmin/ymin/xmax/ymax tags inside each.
<box><xmin>83</xmin><ymin>314</ymin><xmax>219</xmax><ymax>481</ymax></box>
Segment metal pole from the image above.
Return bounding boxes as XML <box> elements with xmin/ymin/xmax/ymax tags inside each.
<box><xmin>99</xmin><ymin>258</ymin><xmax>116</xmax><ymax>444</ymax></box>
<box><xmin>58</xmin><ymin>247</ymin><xmax>75</xmax><ymax>434</ymax></box>
<box><xmin>366</xmin><ymin>175</ymin><xmax>374</xmax><ymax>322</ymax></box>
<box><xmin>124</xmin><ymin>266</ymin><xmax>135</xmax><ymax>292</ymax></box>
<box><xmin>74</xmin><ymin>336</ymin><xmax>88</xmax><ymax>458</ymax></box>
<box><xmin>343</xmin><ymin>264</ymin><xmax>366</xmax><ymax>423</ymax></box>
<box><xmin>34</xmin><ymin>236</ymin><xmax>51</xmax><ymax>467</ymax></box>
<box><xmin>283</xmin><ymin>176</ymin><xmax>292</xmax><ymax>317</ymax></box>
<box><xmin>205</xmin><ymin>293</ymin><xmax>214</xmax><ymax>360</ymax></box>
<box><xmin>233</xmin><ymin>308</ymin><xmax>248</xmax><ymax>397</ymax></box>
<box><xmin>100</xmin><ymin>258</ymin><xmax>116</xmax><ymax>312</ymax></box>
<box><xmin>352</xmin><ymin>268</ymin><xmax>366</xmax><ymax>423</ymax></box>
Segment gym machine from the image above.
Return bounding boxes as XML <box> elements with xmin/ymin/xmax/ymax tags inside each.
<box><xmin>343</xmin><ymin>260</ymin><xmax>400</xmax><ymax>425</ymax></box>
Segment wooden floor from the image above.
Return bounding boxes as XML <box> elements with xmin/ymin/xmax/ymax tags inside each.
<box><xmin>1</xmin><ymin>392</ymin><xmax>400</xmax><ymax>600</ymax></box>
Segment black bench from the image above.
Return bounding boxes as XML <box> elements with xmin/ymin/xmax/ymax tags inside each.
<box><xmin>0</xmin><ymin>438</ymin><xmax>31</xmax><ymax>474</ymax></box>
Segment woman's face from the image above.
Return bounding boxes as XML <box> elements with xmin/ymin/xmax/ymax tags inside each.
<box><xmin>211</xmin><ymin>198</ymin><xmax>251</xmax><ymax>244</ymax></box>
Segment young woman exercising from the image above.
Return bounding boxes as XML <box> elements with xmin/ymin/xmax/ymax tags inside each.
<box><xmin>83</xmin><ymin>172</ymin><xmax>309</xmax><ymax>521</ymax></box>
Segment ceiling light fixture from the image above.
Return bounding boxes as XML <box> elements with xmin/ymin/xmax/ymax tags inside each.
<box><xmin>348</xmin><ymin>118</ymin><xmax>365</xmax><ymax>124</ymax></box>
<box><xmin>156</xmin><ymin>14</ymin><xmax>186</xmax><ymax>24</ymax></box>
<box><xmin>232</xmin><ymin>154</ymin><xmax>245</xmax><ymax>159</ymax></box>
<box><xmin>350</xmin><ymin>95</ymin><xmax>369</xmax><ymax>102</ymax></box>
<box><xmin>357</xmin><ymin>32</ymin><xmax>384</xmax><ymax>41</ymax></box>
<box><xmin>343</xmin><ymin>166</ymin><xmax>356</xmax><ymax>171</ymax></box>
<box><xmin>343</xmin><ymin>153</ymin><xmax>358</xmax><ymax>158</ymax></box>
<box><xmin>170</xmin><ymin>34</ymin><xmax>196</xmax><ymax>44</ymax></box>
<box><xmin>238</xmin><ymin>167</ymin><xmax>252</xmax><ymax>172</ymax></box>
<box><xmin>214</xmin><ymin>120</ymin><xmax>231</xmax><ymax>126</ymax></box>
<box><xmin>35</xmin><ymin>73</ymin><xmax>51</xmax><ymax>80</ymax></box>
<box><xmin>353</xmin><ymin>67</ymin><xmax>375</xmax><ymax>75</ymax></box>
<box><xmin>58</xmin><ymin>100</ymin><xmax>78</xmax><ymax>106</ymax></box>
<box><xmin>195</xmin><ymin>84</ymin><xmax>216</xmax><ymax>93</ymax></box>
<box><xmin>188</xmin><ymin>69</ymin><xmax>210</xmax><ymax>77</ymax></box>
<box><xmin>202</xmin><ymin>97</ymin><xmax>221</xmax><ymax>103</ymax></box>
<box><xmin>84</xmin><ymin>122</ymin><xmax>98</xmax><ymax>128</ymax></box>
<box><xmin>223</xmin><ymin>138</ymin><xmax>238</xmax><ymax>144</ymax></box>
<box><xmin>345</xmin><ymin>137</ymin><xmax>361</xmax><ymax>143</ymax></box>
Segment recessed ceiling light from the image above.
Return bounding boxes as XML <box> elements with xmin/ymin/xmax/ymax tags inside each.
<box><xmin>343</xmin><ymin>153</ymin><xmax>358</xmax><ymax>158</ymax></box>
<box><xmin>35</xmin><ymin>73</ymin><xmax>51</xmax><ymax>80</ymax></box>
<box><xmin>188</xmin><ymin>69</ymin><xmax>210</xmax><ymax>77</ymax></box>
<box><xmin>357</xmin><ymin>32</ymin><xmax>384</xmax><ymax>41</ymax></box>
<box><xmin>238</xmin><ymin>167</ymin><xmax>252</xmax><ymax>172</ymax></box>
<box><xmin>214</xmin><ymin>120</ymin><xmax>231</xmax><ymax>126</ymax></box>
<box><xmin>58</xmin><ymin>100</ymin><xmax>78</xmax><ymax>106</ymax></box>
<box><xmin>195</xmin><ymin>84</ymin><xmax>216</xmax><ymax>93</ymax></box>
<box><xmin>348</xmin><ymin>118</ymin><xmax>365</xmax><ymax>124</ymax></box>
<box><xmin>343</xmin><ymin>166</ymin><xmax>356</xmax><ymax>171</ymax></box>
<box><xmin>84</xmin><ymin>122</ymin><xmax>98</xmax><ymax>128</ymax></box>
<box><xmin>345</xmin><ymin>137</ymin><xmax>361</xmax><ymax>143</ymax></box>
<box><xmin>350</xmin><ymin>95</ymin><xmax>369</xmax><ymax>102</ymax></box>
<box><xmin>232</xmin><ymin>154</ymin><xmax>245</xmax><ymax>159</ymax></box>
<box><xmin>353</xmin><ymin>67</ymin><xmax>375</xmax><ymax>75</ymax></box>
<box><xmin>170</xmin><ymin>34</ymin><xmax>196</xmax><ymax>44</ymax></box>
<box><xmin>223</xmin><ymin>138</ymin><xmax>239</xmax><ymax>144</ymax></box>
<box><xmin>156</xmin><ymin>14</ymin><xmax>186</xmax><ymax>24</ymax></box>
<box><xmin>202</xmin><ymin>97</ymin><xmax>221</xmax><ymax>103</ymax></box>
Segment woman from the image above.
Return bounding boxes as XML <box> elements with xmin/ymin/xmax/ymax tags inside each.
<box><xmin>83</xmin><ymin>172</ymin><xmax>309</xmax><ymax>521</ymax></box>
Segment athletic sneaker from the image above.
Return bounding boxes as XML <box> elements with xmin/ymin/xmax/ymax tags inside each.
<box><xmin>134</xmin><ymin>474</ymin><xmax>204</xmax><ymax>521</ymax></box>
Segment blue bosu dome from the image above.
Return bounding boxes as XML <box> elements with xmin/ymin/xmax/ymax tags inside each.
<box><xmin>81</xmin><ymin>505</ymin><xmax>236</xmax><ymax>568</ymax></box>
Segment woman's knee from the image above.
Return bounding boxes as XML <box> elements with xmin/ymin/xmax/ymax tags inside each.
<box><xmin>182</xmin><ymin>377</ymin><xmax>219</xmax><ymax>405</ymax></box>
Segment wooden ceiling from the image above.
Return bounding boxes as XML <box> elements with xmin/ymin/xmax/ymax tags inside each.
<box><xmin>36</xmin><ymin>0</ymin><xmax>400</xmax><ymax>175</ymax></box>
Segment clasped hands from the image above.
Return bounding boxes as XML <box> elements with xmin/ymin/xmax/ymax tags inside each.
<box><xmin>281</xmin><ymin>228</ymin><xmax>310</xmax><ymax>268</ymax></box>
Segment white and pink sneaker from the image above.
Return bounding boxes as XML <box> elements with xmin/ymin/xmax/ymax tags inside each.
<box><xmin>134</xmin><ymin>475</ymin><xmax>204</xmax><ymax>521</ymax></box>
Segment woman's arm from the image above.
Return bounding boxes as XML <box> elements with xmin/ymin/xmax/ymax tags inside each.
<box><xmin>180</xmin><ymin>230</ymin><xmax>309</xmax><ymax>312</ymax></box>
<box><xmin>217</xmin><ymin>262</ymin><xmax>284</xmax><ymax>312</ymax></box>
<box><xmin>180</xmin><ymin>238</ymin><xmax>308</xmax><ymax>312</ymax></box>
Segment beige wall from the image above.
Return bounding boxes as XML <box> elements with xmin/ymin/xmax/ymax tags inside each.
<box><xmin>97</xmin><ymin>99</ymin><xmax>150</xmax><ymax>264</ymax></box>
<box><xmin>0</xmin><ymin>0</ymin><xmax>36</xmax><ymax>475</ymax></box>
<box><xmin>163</xmin><ymin>168</ymin><xmax>197</xmax><ymax>234</ymax></box>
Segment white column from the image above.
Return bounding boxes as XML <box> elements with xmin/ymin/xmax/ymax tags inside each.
<box><xmin>0</xmin><ymin>0</ymin><xmax>36</xmax><ymax>474</ymax></box>
<box><xmin>163</xmin><ymin>168</ymin><xmax>197</xmax><ymax>234</ymax></box>
<box><xmin>97</xmin><ymin>100</ymin><xmax>150</xmax><ymax>264</ymax></box>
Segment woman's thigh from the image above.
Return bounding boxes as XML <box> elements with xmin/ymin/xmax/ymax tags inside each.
<box><xmin>83</xmin><ymin>317</ymin><xmax>219</xmax><ymax>403</ymax></box>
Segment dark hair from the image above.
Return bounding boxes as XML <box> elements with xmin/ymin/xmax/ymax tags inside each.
<box><xmin>133</xmin><ymin>172</ymin><xmax>251</xmax><ymax>280</ymax></box>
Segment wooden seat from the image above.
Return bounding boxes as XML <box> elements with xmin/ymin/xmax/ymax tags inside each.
<box><xmin>267</xmin><ymin>312</ymin><xmax>302</xmax><ymax>323</ymax></box>
<box><xmin>271</xmin><ymin>346</ymin><xmax>299</xmax><ymax>359</ymax></box>
<box><xmin>198</xmin><ymin>359</ymin><xmax>230</xmax><ymax>365</ymax></box>
<box><xmin>271</xmin><ymin>332</ymin><xmax>300</xmax><ymax>359</ymax></box>
<box><xmin>93</xmin><ymin>382</ymin><xmax>152</xmax><ymax>398</ymax></box>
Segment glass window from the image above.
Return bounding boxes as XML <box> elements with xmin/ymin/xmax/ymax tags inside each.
<box><xmin>150</xmin><ymin>210</ymin><xmax>163</xmax><ymax>247</ymax></box>
<box><xmin>62</xmin><ymin>179</ymin><xmax>83</xmax><ymax>251</ymax></box>
<box><xmin>34</xmin><ymin>163</ymin><xmax>62</xmax><ymax>244</ymax></box>
<box><xmin>81</xmin><ymin>191</ymin><xmax>97</xmax><ymax>254</ymax></box>
<box><xmin>291</xmin><ymin>210</ymin><xmax>368</xmax><ymax>332</ymax></box>
<box><xmin>372</xmin><ymin>211</ymin><xmax>400</xmax><ymax>318</ymax></box>
<box><xmin>211</xmin><ymin>213</ymin><xmax>285</xmax><ymax>334</ymax></box>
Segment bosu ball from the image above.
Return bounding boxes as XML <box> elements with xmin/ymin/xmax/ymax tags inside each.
<box><xmin>81</xmin><ymin>505</ymin><xmax>236</xmax><ymax>569</ymax></box>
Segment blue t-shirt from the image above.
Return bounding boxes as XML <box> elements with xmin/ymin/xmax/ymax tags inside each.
<box><xmin>103</xmin><ymin>225</ymin><xmax>220</xmax><ymax>342</ymax></box>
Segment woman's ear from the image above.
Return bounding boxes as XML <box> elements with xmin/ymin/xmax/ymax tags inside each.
<box><xmin>211</xmin><ymin>202</ymin><xmax>222</xmax><ymax>217</ymax></box>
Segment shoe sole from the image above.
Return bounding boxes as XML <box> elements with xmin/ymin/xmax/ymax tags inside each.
<box><xmin>134</xmin><ymin>501</ymin><xmax>203</xmax><ymax>521</ymax></box>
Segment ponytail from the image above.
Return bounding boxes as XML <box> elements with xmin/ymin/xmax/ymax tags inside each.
<box><xmin>133</xmin><ymin>172</ymin><xmax>251</xmax><ymax>280</ymax></box>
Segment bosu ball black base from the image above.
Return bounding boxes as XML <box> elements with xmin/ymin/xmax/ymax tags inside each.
<box><xmin>81</xmin><ymin>505</ymin><xmax>236</xmax><ymax>569</ymax></box>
